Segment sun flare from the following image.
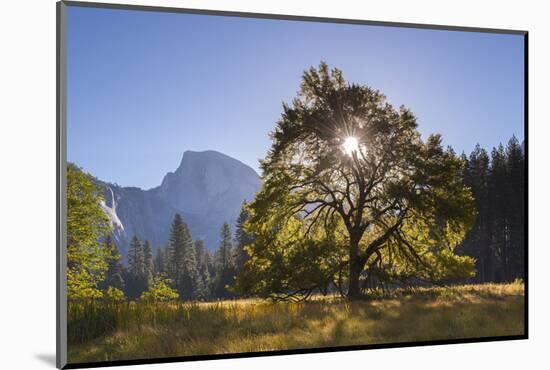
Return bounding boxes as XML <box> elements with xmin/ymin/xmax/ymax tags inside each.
<box><xmin>342</xmin><ymin>136</ymin><xmax>359</xmax><ymax>156</ymax></box>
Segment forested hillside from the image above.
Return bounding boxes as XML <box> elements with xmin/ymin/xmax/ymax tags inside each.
<box><xmin>67</xmin><ymin>160</ymin><xmax>252</xmax><ymax>301</ymax></box>
<box><xmin>458</xmin><ymin>136</ymin><xmax>525</xmax><ymax>282</ymax></box>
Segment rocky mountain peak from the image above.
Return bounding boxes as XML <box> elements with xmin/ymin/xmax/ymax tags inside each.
<box><xmin>96</xmin><ymin>150</ymin><xmax>261</xmax><ymax>259</ymax></box>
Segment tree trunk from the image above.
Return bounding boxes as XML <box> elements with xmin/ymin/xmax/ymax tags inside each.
<box><xmin>347</xmin><ymin>235</ymin><xmax>362</xmax><ymax>299</ymax></box>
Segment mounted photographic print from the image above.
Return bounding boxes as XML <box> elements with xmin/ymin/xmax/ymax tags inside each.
<box><xmin>56</xmin><ymin>1</ymin><xmax>528</xmax><ymax>368</ymax></box>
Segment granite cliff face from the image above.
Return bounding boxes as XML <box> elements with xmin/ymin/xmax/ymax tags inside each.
<box><xmin>153</xmin><ymin>150</ymin><xmax>261</xmax><ymax>227</ymax></box>
<box><xmin>97</xmin><ymin>150</ymin><xmax>261</xmax><ymax>261</ymax></box>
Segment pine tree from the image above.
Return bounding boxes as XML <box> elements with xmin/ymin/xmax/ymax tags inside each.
<box><xmin>168</xmin><ymin>213</ymin><xmax>199</xmax><ymax>299</ymax></box>
<box><xmin>194</xmin><ymin>239</ymin><xmax>211</xmax><ymax>298</ymax></box>
<box><xmin>217</xmin><ymin>222</ymin><xmax>234</xmax><ymax>270</ymax></box>
<box><xmin>204</xmin><ymin>248</ymin><xmax>215</xmax><ymax>279</ymax></box>
<box><xmin>505</xmin><ymin>136</ymin><xmax>525</xmax><ymax>279</ymax></box>
<box><xmin>199</xmin><ymin>262</ymin><xmax>211</xmax><ymax>298</ymax></box>
<box><xmin>100</xmin><ymin>234</ymin><xmax>125</xmax><ymax>291</ymax></box>
<box><xmin>128</xmin><ymin>235</ymin><xmax>143</xmax><ymax>277</ymax></box>
<box><xmin>459</xmin><ymin>145</ymin><xmax>493</xmax><ymax>282</ymax></box>
<box><xmin>126</xmin><ymin>235</ymin><xmax>147</xmax><ymax>298</ymax></box>
<box><xmin>154</xmin><ymin>246</ymin><xmax>166</xmax><ymax>274</ymax></box>
<box><xmin>489</xmin><ymin>144</ymin><xmax>509</xmax><ymax>282</ymax></box>
<box><xmin>181</xmin><ymin>225</ymin><xmax>199</xmax><ymax>300</ymax></box>
<box><xmin>143</xmin><ymin>240</ymin><xmax>154</xmax><ymax>285</ymax></box>
<box><xmin>168</xmin><ymin>214</ymin><xmax>185</xmax><ymax>294</ymax></box>
<box><xmin>213</xmin><ymin>222</ymin><xmax>235</xmax><ymax>298</ymax></box>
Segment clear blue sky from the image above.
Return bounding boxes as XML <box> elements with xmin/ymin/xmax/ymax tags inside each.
<box><xmin>67</xmin><ymin>6</ymin><xmax>524</xmax><ymax>189</ymax></box>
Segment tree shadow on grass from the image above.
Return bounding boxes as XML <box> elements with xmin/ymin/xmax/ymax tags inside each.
<box><xmin>319</xmin><ymin>295</ymin><xmax>524</xmax><ymax>346</ymax></box>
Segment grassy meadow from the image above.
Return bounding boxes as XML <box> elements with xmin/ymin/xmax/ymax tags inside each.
<box><xmin>68</xmin><ymin>282</ymin><xmax>525</xmax><ymax>364</ymax></box>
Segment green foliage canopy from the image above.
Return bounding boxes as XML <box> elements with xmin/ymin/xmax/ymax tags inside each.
<box><xmin>104</xmin><ymin>286</ymin><xmax>126</xmax><ymax>302</ymax></box>
<box><xmin>140</xmin><ymin>274</ymin><xmax>179</xmax><ymax>302</ymax></box>
<box><xmin>67</xmin><ymin>164</ymin><xmax>111</xmax><ymax>299</ymax></box>
<box><xmin>237</xmin><ymin>63</ymin><xmax>476</xmax><ymax>300</ymax></box>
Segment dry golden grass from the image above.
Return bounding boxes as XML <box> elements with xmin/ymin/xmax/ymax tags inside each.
<box><xmin>68</xmin><ymin>282</ymin><xmax>525</xmax><ymax>364</ymax></box>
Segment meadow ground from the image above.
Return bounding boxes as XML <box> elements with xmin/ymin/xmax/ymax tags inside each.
<box><xmin>68</xmin><ymin>282</ymin><xmax>525</xmax><ymax>364</ymax></box>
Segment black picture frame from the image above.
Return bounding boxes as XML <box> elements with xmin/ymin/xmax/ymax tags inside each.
<box><xmin>56</xmin><ymin>1</ymin><xmax>529</xmax><ymax>368</ymax></box>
